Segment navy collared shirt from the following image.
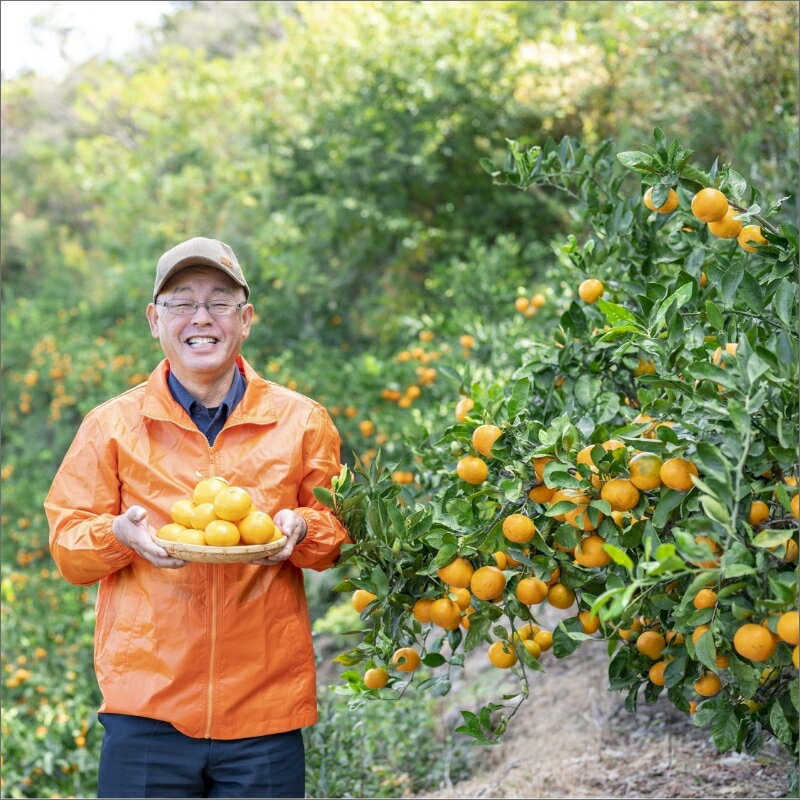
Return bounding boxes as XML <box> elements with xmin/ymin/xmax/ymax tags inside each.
<box><xmin>167</xmin><ymin>367</ymin><xmax>246</xmax><ymax>446</ymax></box>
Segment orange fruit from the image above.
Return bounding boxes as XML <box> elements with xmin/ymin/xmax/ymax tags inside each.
<box><xmin>628</xmin><ymin>453</ymin><xmax>663</xmax><ymax>490</ymax></box>
<box><xmin>574</xmin><ymin>534</ymin><xmax>612</xmax><ymax>568</ymax></box>
<box><xmin>237</xmin><ymin>511</ymin><xmax>276</xmax><ymax>545</ymax></box>
<box><xmin>547</xmin><ymin>583</ymin><xmax>575</xmax><ymax>610</ymax></box>
<box><xmin>712</xmin><ymin>342</ymin><xmax>738</xmax><ymax>366</ymax></box>
<box><xmin>776</xmin><ymin>612</ymin><xmax>799</xmax><ymax>646</ymax></box>
<box><xmin>419</xmin><ymin>330</ymin><xmax>434</xmax><ymax>342</ymax></box>
<box><xmin>694</xmin><ymin>673</ymin><xmax>722</xmax><ymax>697</ymax></box>
<box><xmin>692</xmin><ymin>537</ymin><xmax>720</xmax><ymax>568</ymax></box>
<box><xmin>358</xmin><ymin>420</ymin><xmax>375</xmax><ymax>437</ymax></box>
<box><xmin>456</xmin><ymin>456</ymin><xmax>488</xmax><ymax>485</ymax></box>
<box><xmin>636</xmin><ymin>631</ymin><xmax>666</xmax><ymax>660</ymax></box>
<box><xmin>791</xmin><ymin>494</ymin><xmax>799</xmax><ymax>520</ymax></box>
<box><xmin>578</xmin><ymin>610</ymin><xmax>600</xmax><ymax>634</ymax></box>
<box><xmin>502</xmin><ymin>514</ymin><xmax>536</xmax><ymax>544</ymax></box>
<box><xmin>648</xmin><ymin>660</ymin><xmax>669</xmax><ymax>686</ymax></box>
<box><xmin>470</xmin><ymin>566</ymin><xmax>506</xmax><ymax>601</ymax></box>
<box><xmin>692</xmin><ymin>625</ymin><xmax>711</xmax><ymax>647</ymax></box>
<box><xmin>363</xmin><ymin>667</ymin><xmax>389</xmax><ymax>689</ymax></box>
<box><xmin>513</xmin><ymin>622</ymin><xmax>540</xmax><ymax>641</ymax></box>
<box><xmin>707</xmin><ymin>206</ymin><xmax>743</xmax><ymax>239</ymax></box>
<box><xmin>213</xmin><ymin>486</ymin><xmax>253</xmax><ymax>522</ymax></box>
<box><xmin>170</xmin><ymin>498</ymin><xmax>196</xmax><ymax>527</ymax></box>
<box><xmin>190</xmin><ymin>502</ymin><xmax>218</xmax><ymax>530</ymax></box>
<box><xmin>460</xmin><ymin>606</ymin><xmax>476</xmax><ymax>629</ymax></box>
<box><xmin>738</xmin><ymin>224</ymin><xmax>767</xmax><ymax>253</ymax></box>
<box><xmin>459</xmin><ymin>334</ymin><xmax>475</xmax><ymax>348</ymax></box>
<box><xmin>644</xmin><ymin>187</ymin><xmax>678</xmax><ymax>213</ymax></box>
<box><xmin>633</xmin><ymin>358</ymin><xmax>657</xmax><ymax>376</ymax></box>
<box><xmin>472</xmin><ymin>424</ymin><xmax>502</xmax><ymax>457</ymax></box>
<box><xmin>660</xmin><ymin>458</ymin><xmax>698</xmax><ymax>492</ymax></box>
<box><xmin>352</xmin><ymin>589</ymin><xmax>377</xmax><ymax>613</ymax></box>
<box><xmin>533</xmin><ymin>629</ymin><xmax>553</xmax><ymax>652</ymax></box>
<box><xmin>391</xmin><ymin>647</ymin><xmax>420</xmax><ymax>672</ymax></box>
<box><xmin>430</xmin><ymin>597</ymin><xmax>462</xmax><ymax>630</ymax></box>
<box><xmin>412</xmin><ymin>597</ymin><xmax>434</xmax><ymax>624</ymax></box>
<box><xmin>492</xmin><ymin>551</ymin><xmax>508</xmax><ymax>570</ymax></box>
<box><xmin>578</xmin><ymin>279</ymin><xmax>605</xmax><ymax>304</ymax></box>
<box><xmin>448</xmin><ymin>586</ymin><xmax>472</xmax><ymax>611</ymax></box>
<box><xmin>515</xmin><ymin>296</ymin><xmax>531</xmax><ymax>313</ymax></box>
<box><xmin>601</xmin><ymin>478</ymin><xmax>640</xmax><ymax>512</ymax></box>
<box><xmin>157</xmin><ymin>522</ymin><xmax>186</xmax><ymax>542</ymax></box>
<box><xmin>556</xmin><ymin>489</ymin><xmax>602</xmax><ymax>532</ymax></box>
<box><xmin>192</xmin><ymin>476</ymin><xmax>229</xmax><ymax>506</ymax></box>
<box><xmin>488</xmin><ymin>640</ymin><xmax>518</xmax><ymax>669</ymax></box>
<box><xmin>665</xmin><ymin>630</ymin><xmax>684</xmax><ymax>645</ymax></box>
<box><xmin>531</xmin><ymin>293</ymin><xmax>547</xmax><ymax>308</ymax></box>
<box><xmin>748</xmin><ymin>500</ymin><xmax>770</xmax><ymax>526</ymax></box>
<box><xmin>545</xmin><ymin>566</ymin><xmax>561</xmax><ymax>586</ymax></box>
<box><xmin>528</xmin><ymin>483</ymin><xmax>556</xmax><ymax>503</ymax></box>
<box><xmin>436</xmin><ymin>557</ymin><xmax>474</xmax><ymax>589</ymax></box>
<box><xmin>793</xmin><ymin>645</ymin><xmax>799</xmax><ymax>669</ymax></box>
<box><xmin>455</xmin><ymin>397</ymin><xmax>474</xmax><ymax>422</ymax></box>
<box><xmin>733</xmin><ymin>623</ymin><xmax>778</xmax><ymax>662</ymax></box>
<box><xmin>204</xmin><ymin>519</ymin><xmax>241</xmax><ymax>546</ymax></box>
<box><xmin>693</xmin><ymin>589</ymin><xmax>718</xmax><ymax>610</ymax></box>
<box><xmin>690</xmin><ymin>188</ymin><xmax>728</xmax><ymax>222</ymax></box>
<box><xmin>172</xmin><ymin>527</ymin><xmax>206</xmax><ymax>545</ymax></box>
<box><xmin>715</xmin><ymin>653</ymin><xmax>730</xmax><ymax>669</ymax></box>
<box><xmin>516</xmin><ymin>577</ymin><xmax>547</xmax><ymax>605</ymax></box>
<box><xmin>532</xmin><ymin>456</ymin><xmax>554</xmax><ymax>481</ymax></box>
<box><xmin>522</xmin><ymin>639</ymin><xmax>542</xmax><ymax>659</ymax></box>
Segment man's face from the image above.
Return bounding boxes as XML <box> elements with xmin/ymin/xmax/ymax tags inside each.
<box><xmin>146</xmin><ymin>267</ymin><xmax>254</xmax><ymax>384</ymax></box>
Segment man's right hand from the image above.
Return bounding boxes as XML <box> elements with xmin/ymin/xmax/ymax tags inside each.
<box><xmin>111</xmin><ymin>505</ymin><xmax>186</xmax><ymax>569</ymax></box>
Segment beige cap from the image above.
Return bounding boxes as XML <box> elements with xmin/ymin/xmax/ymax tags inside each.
<box><xmin>154</xmin><ymin>237</ymin><xmax>250</xmax><ymax>300</ymax></box>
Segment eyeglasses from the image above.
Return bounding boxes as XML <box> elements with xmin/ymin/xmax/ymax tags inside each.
<box><xmin>155</xmin><ymin>300</ymin><xmax>247</xmax><ymax>317</ymax></box>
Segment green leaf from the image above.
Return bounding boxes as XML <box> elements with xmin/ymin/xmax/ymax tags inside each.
<box><xmin>705</xmin><ymin>301</ymin><xmax>725</xmax><ymax>331</ymax></box>
<box><xmin>711</xmin><ymin>707</ymin><xmax>740</xmax><ymax>752</ymax></box>
<box><xmin>738</xmin><ymin>270</ymin><xmax>763</xmax><ymax>313</ymax></box>
<box><xmin>772</xmin><ymin>279</ymin><xmax>796</xmax><ymax>328</ymax></box>
<box><xmin>597</xmin><ymin>298</ymin><xmax>639</xmax><ymax>327</ymax></box>
<box><xmin>652</xmin><ymin>490</ymin><xmax>685</xmax><ymax>529</ymax></box>
<box><xmin>701</xmin><ymin>496</ymin><xmax>730</xmax><ymax>526</ymax></box>
<box><xmin>769</xmin><ymin>702</ymin><xmax>794</xmax><ymax>748</ymax></box>
<box><xmin>313</xmin><ymin>486</ymin><xmax>335</xmax><ymax>508</ymax></box>
<box><xmin>694</xmin><ymin>630</ymin><xmax>718</xmax><ymax>672</ymax></box>
<box><xmin>720</xmin><ymin>264</ymin><xmax>744</xmax><ymax>304</ymax></box>
<box><xmin>617</xmin><ymin>151</ymin><xmax>654</xmax><ymax>172</ymax></box>
<box><xmin>652</xmin><ymin>282</ymin><xmax>694</xmax><ymax>329</ymax></box>
<box><xmin>422</xmin><ymin>652</ymin><xmax>447</xmax><ymax>668</ymax></box>
<box><xmin>506</xmin><ymin>376</ymin><xmax>531</xmax><ymax>420</ymax></box>
<box><xmin>604</xmin><ymin>543</ymin><xmax>634</xmax><ymax>572</ymax></box>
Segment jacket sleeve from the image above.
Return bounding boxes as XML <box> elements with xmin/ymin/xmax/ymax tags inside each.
<box><xmin>44</xmin><ymin>411</ymin><xmax>135</xmax><ymax>586</ymax></box>
<box><xmin>290</xmin><ymin>404</ymin><xmax>352</xmax><ymax>571</ymax></box>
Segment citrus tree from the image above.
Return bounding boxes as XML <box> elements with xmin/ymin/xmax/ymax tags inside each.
<box><xmin>319</xmin><ymin>131</ymin><xmax>799</xmax><ymax>784</ymax></box>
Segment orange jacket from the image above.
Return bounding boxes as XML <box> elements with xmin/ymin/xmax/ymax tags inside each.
<box><xmin>45</xmin><ymin>356</ymin><xmax>350</xmax><ymax>739</ymax></box>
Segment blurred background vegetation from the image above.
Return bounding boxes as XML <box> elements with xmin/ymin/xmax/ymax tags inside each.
<box><xmin>1</xmin><ymin>1</ymin><xmax>797</xmax><ymax>797</ymax></box>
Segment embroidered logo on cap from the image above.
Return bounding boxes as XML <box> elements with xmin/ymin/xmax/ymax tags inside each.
<box><xmin>220</xmin><ymin>256</ymin><xmax>233</xmax><ymax>267</ymax></box>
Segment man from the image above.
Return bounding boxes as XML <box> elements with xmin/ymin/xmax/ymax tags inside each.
<box><xmin>45</xmin><ymin>237</ymin><xmax>351</xmax><ymax>798</ymax></box>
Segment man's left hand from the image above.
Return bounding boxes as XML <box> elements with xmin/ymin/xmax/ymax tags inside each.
<box><xmin>251</xmin><ymin>509</ymin><xmax>307</xmax><ymax>566</ymax></box>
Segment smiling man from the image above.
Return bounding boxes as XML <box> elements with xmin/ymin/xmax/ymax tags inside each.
<box><xmin>45</xmin><ymin>237</ymin><xmax>350</xmax><ymax>798</ymax></box>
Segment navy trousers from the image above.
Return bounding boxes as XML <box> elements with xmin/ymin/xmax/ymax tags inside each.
<box><xmin>96</xmin><ymin>713</ymin><xmax>305</xmax><ymax>798</ymax></box>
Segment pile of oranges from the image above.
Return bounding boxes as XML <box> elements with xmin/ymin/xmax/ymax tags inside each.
<box><xmin>157</xmin><ymin>476</ymin><xmax>283</xmax><ymax>547</ymax></box>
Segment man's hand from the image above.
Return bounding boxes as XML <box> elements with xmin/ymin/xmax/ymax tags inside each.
<box><xmin>251</xmin><ymin>509</ymin><xmax>307</xmax><ymax>566</ymax></box>
<box><xmin>111</xmin><ymin>505</ymin><xmax>186</xmax><ymax>569</ymax></box>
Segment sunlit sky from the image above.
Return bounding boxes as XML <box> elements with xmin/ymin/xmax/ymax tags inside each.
<box><xmin>1</xmin><ymin>0</ymin><xmax>174</xmax><ymax>79</ymax></box>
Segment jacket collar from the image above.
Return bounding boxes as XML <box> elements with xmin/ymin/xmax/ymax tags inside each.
<box><xmin>142</xmin><ymin>356</ymin><xmax>277</xmax><ymax>427</ymax></box>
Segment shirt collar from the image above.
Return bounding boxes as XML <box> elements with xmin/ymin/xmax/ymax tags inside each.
<box><xmin>167</xmin><ymin>367</ymin><xmax>245</xmax><ymax>416</ymax></box>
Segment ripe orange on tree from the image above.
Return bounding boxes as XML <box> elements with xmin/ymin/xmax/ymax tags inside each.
<box><xmin>628</xmin><ymin>452</ymin><xmax>663</xmax><ymax>490</ymax></box>
<box><xmin>574</xmin><ymin>534</ymin><xmax>611</xmax><ymax>568</ymax></box>
<box><xmin>660</xmin><ymin>458</ymin><xmax>698</xmax><ymax>491</ymax></box>
<box><xmin>352</xmin><ymin>589</ymin><xmax>377</xmax><ymax>613</ymax></box>
<box><xmin>472</xmin><ymin>424</ymin><xmax>502</xmax><ymax>457</ymax></box>
<box><xmin>648</xmin><ymin>660</ymin><xmax>669</xmax><ymax>686</ymax></box>
<box><xmin>436</xmin><ymin>556</ymin><xmax>474</xmax><ymax>588</ymax></box>
<box><xmin>430</xmin><ymin>597</ymin><xmax>462</xmax><ymax>630</ymax></box>
<box><xmin>776</xmin><ymin>612</ymin><xmax>799</xmax><ymax>646</ymax></box>
<box><xmin>359</xmin><ymin>420</ymin><xmax>375</xmax><ymax>437</ymax></box>
<box><xmin>693</xmin><ymin>588</ymin><xmax>718</xmax><ymax>610</ymax></box>
<box><xmin>692</xmin><ymin>624</ymin><xmax>711</xmax><ymax>647</ymax></box>
<box><xmin>391</xmin><ymin>647</ymin><xmax>420</xmax><ymax>672</ymax></box>
<box><xmin>601</xmin><ymin>478</ymin><xmax>640</xmax><ymax>512</ymax></box>
<box><xmin>455</xmin><ymin>397</ymin><xmax>474</xmax><ymax>422</ymax></box>
<box><xmin>643</xmin><ymin>187</ymin><xmax>678</xmax><ymax>213</ymax></box>
<box><xmin>748</xmin><ymin>501</ymin><xmax>770</xmax><ymax>526</ymax></box>
<box><xmin>578</xmin><ymin>278</ymin><xmax>605</xmax><ymax>304</ymax></box>
<box><xmin>522</xmin><ymin>639</ymin><xmax>541</xmax><ymax>659</ymax></box>
<box><xmin>456</xmin><ymin>455</ymin><xmax>488</xmax><ymax>485</ymax></box>
<box><xmin>363</xmin><ymin>667</ymin><xmax>389</xmax><ymax>690</ymax></box>
<box><xmin>738</xmin><ymin>224</ymin><xmax>767</xmax><ymax>253</ymax></box>
<box><xmin>470</xmin><ymin>566</ymin><xmax>506</xmax><ymax>601</ymax></box>
<box><xmin>488</xmin><ymin>640</ymin><xmax>518</xmax><ymax>669</ymax></box>
<box><xmin>692</xmin><ymin>536</ymin><xmax>720</xmax><ymax>568</ymax></box>
<box><xmin>694</xmin><ymin>673</ymin><xmax>722</xmax><ymax>697</ymax></box>
<box><xmin>578</xmin><ymin>610</ymin><xmax>600</xmax><ymax>634</ymax></box>
<box><xmin>547</xmin><ymin>583</ymin><xmax>575</xmax><ymax>609</ymax></box>
<box><xmin>502</xmin><ymin>514</ymin><xmax>535</xmax><ymax>543</ymax></box>
<box><xmin>532</xmin><ymin>456</ymin><xmax>553</xmax><ymax>481</ymax></box>
<box><xmin>516</xmin><ymin>576</ymin><xmax>547</xmax><ymax>605</ymax></box>
<box><xmin>412</xmin><ymin>597</ymin><xmax>434</xmax><ymax>624</ymax></box>
<box><xmin>636</xmin><ymin>631</ymin><xmax>666</xmax><ymax>660</ymax></box>
<box><xmin>707</xmin><ymin>206</ymin><xmax>743</xmax><ymax>239</ymax></box>
<box><xmin>733</xmin><ymin>623</ymin><xmax>777</xmax><ymax>662</ymax></box>
<box><xmin>690</xmin><ymin>188</ymin><xmax>728</xmax><ymax>222</ymax></box>
<box><xmin>533</xmin><ymin>629</ymin><xmax>553</xmax><ymax>652</ymax></box>
<box><xmin>448</xmin><ymin>586</ymin><xmax>472</xmax><ymax>610</ymax></box>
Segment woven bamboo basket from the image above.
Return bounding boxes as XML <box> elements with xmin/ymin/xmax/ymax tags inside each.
<box><xmin>153</xmin><ymin>535</ymin><xmax>287</xmax><ymax>564</ymax></box>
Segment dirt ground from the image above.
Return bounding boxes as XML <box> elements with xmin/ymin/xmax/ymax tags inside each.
<box><xmin>410</xmin><ymin>606</ymin><xmax>795</xmax><ymax>800</ymax></box>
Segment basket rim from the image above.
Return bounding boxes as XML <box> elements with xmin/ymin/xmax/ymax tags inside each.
<box><xmin>153</xmin><ymin>535</ymin><xmax>287</xmax><ymax>555</ymax></box>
